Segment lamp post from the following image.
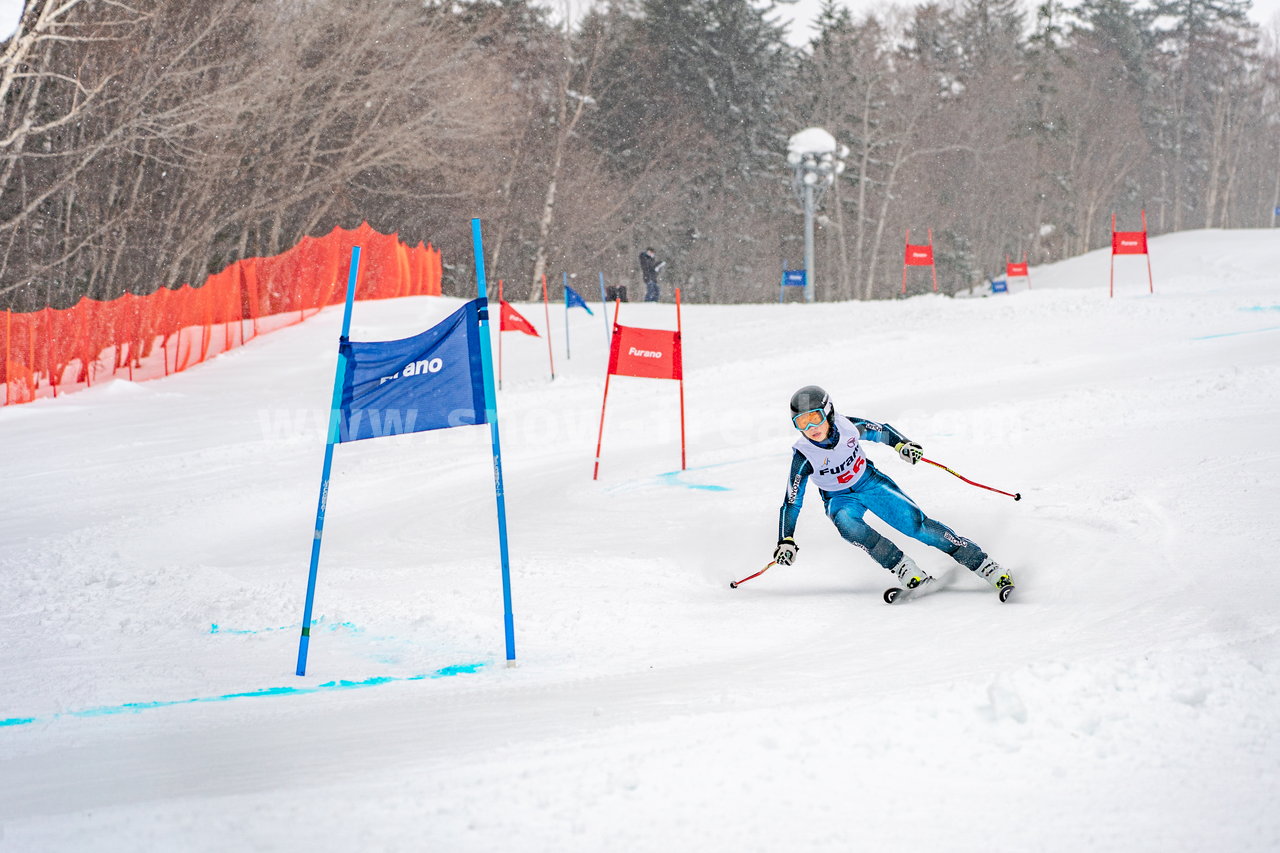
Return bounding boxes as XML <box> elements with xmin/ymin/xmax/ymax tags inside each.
<box><xmin>787</xmin><ymin>128</ymin><xmax>847</xmax><ymax>303</ymax></box>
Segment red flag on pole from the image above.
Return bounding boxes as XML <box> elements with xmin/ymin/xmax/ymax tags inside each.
<box><xmin>904</xmin><ymin>244</ymin><xmax>935</xmax><ymax>265</ymax></box>
<box><xmin>500</xmin><ymin>300</ymin><xmax>539</xmax><ymax>336</ymax></box>
<box><xmin>901</xmin><ymin>228</ymin><xmax>939</xmax><ymax>294</ymax></box>
<box><xmin>593</xmin><ymin>290</ymin><xmax>686</xmax><ymax>480</ymax></box>
<box><xmin>609</xmin><ymin>326</ymin><xmax>682</xmax><ymax>380</ymax></box>
<box><xmin>1111</xmin><ymin>231</ymin><xmax>1148</xmax><ymax>255</ymax></box>
<box><xmin>1006</xmin><ymin>252</ymin><xmax>1031</xmax><ymax>289</ymax></box>
<box><xmin>1109</xmin><ymin>210</ymin><xmax>1155</xmax><ymax>298</ymax></box>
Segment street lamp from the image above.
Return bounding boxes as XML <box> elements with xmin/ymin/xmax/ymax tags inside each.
<box><xmin>787</xmin><ymin>127</ymin><xmax>848</xmax><ymax>303</ymax></box>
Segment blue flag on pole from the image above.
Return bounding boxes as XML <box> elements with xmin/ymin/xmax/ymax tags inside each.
<box><xmin>338</xmin><ymin>299</ymin><xmax>488</xmax><ymax>442</ymax></box>
<box><xmin>565</xmin><ymin>284</ymin><xmax>594</xmax><ymax>315</ymax></box>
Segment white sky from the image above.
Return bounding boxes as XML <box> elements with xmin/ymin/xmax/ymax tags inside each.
<box><xmin>0</xmin><ymin>0</ymin><xmax>19</xmax><ymax>41</ymax></box>
<box><xmin>0</xmin><ymin>1</ymin><xmax>16</xmax><ymax>39</ymax></box>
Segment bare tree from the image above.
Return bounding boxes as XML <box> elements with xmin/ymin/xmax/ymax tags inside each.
<box><xmin>1</xmin><ymin>0</ymin><xmax>515</xmax><ymax>308</ymax></box>
<box><xmin>527</xmin><ymin>13</ymin><xmax>605</xmax><ymax>299</ymax></box>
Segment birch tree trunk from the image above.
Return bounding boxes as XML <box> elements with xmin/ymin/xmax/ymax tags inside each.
<box><xmin>528</xmin><ymin>24</ymin><xmax>601</xmax><ymax>300</ymax></box>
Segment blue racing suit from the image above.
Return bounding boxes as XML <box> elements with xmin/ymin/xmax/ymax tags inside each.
<box><xmin>778</xmin><ymin>414</ymin><xmax>987</xmax><ymax>572</ymax></box>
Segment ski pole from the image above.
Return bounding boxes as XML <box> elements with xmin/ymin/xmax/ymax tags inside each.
<box><xmin>730</xmin><ymin>561</ymin><xmax>776</xmax><ymax>589</ymax></box>
<box><xmin>922</xmin><ymin>457</ymin><xmax>1021</xmax><ymax>501</ymax></box>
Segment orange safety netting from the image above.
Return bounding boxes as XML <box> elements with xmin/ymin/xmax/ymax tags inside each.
<box><xmin>1</xmin><ymin>222</ymin><xmax>441</xmax><ymax>405</ymax></box>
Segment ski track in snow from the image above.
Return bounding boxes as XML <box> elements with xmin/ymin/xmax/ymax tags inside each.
<box><xmin>1</xmin><ymin>229</ymin><xmax>1279</xmax><ymax>851</ymax></box>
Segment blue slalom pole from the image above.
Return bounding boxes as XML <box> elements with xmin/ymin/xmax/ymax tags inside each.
<box><xmin>471</xmin><ymin>219</ymin><xmax>517</xmax><ymax>664</ymax></box>
<box><xmin>296</xmin><ymin>245</ymin><xmax>361</xmax><ymax>677</ymax></box>
<box><xmin>598</xmin><ymin>271</ymin><xmax>610</xmax><ymax>345</ymax></box>
<box><xmin>563</xmin><ymin>271</ymin><xmax>571</xmax><ymax>360</ymax></box>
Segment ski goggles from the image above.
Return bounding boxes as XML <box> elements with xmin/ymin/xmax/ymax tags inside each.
<box><xmin>792</xmin><ymin>409</ymin><xmax>826</xmax><ymax>430</ymax></box>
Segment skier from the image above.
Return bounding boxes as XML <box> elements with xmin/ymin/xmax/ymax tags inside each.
<box><xmin>773</xmin><ymin>385</ymin><xmax>1013</xmax><ymax>597</ymax></box>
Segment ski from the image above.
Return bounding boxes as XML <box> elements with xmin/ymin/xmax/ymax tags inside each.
<box><xmin>882</xmin><ymin>578</ymin><xmax>1015</xmax><ymax>604</ymax></box>
<box><xmin>882</xmin><ymin>576</ymin><xmax>939</xmax><ymax>604</ymax></box>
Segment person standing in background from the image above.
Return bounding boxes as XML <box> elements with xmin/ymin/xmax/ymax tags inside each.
<box><xmin>639</xmin><ymin>247</ymin><xmax>665</xmax><ymax>302</ymax></box>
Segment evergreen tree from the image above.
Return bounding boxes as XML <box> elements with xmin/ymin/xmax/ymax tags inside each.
<box><xmin>1148</xmin><ymin>0</ymin><xmax>1259</xmax><ymax>229</ymax></box>
<box><xmin>639</xmin><ymin>0</ymin><xmax>793</xmax><ymax>177</ymax></box>
<box><xmin>1021</xmin><ymin>0</ymin><xmax>1071</xmax><ymax>261</ymax></box>
<box><xmin>1071</xmin><ymin>0</ymin><xmax>1157</xmax><ymax>90</ymax></box>
<box><xmin>954</xmin><ymin>0</ymin><xmax>1027</xmax><ymax>76</ymax></box>
<box><xmin>583</xmin><ymin>0</ymin><xmax>795</xmax><ymax>299</ymax></box>
<box><xmin>900</xmin><ymin>2</ymin><xmax>963</xmax><ymax>95</ymax></box>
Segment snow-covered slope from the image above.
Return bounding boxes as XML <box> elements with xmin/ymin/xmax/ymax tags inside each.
<box><xmin>2</xmin><ymin>229</ymin><xmax>1279</xmax><ymax>851</ymax></box>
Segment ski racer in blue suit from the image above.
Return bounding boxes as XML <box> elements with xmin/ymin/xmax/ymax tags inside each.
<box><xmin>773</xmin><ymin>385</ymin><xmax>1013</xmax><ymax>594</ymax></box>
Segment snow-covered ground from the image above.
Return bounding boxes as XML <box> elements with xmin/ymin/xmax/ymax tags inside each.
<box><xmin>2</xmin><ymin>229</ymin><xmax>1279</xmax><ymax>851</ymax></box>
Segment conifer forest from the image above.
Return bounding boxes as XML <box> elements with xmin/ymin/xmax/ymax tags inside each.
<box><xmin>2</xmin><ymin>0</ymin><xmax>1277</xmax><ymax>308</ymax></box>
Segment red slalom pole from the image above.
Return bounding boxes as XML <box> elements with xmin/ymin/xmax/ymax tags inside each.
<box><xmin>592</xmin><ymin>299</ymin><xmax>622</xmax><ymax>481</ymax></box>
<box><xmin>541</xmin><ymin>273</ymin><xmax>556</xmax><ymax>380</ymax></box>
<box><xmin>675</xmin><ymin>287</ymin><xmax>686</xmax><ymax>471</ymax></box>
<box><xmin>1110</xmin><ymin>214</ymin><xmax>1116</xmax><ymax>299</ymax></box>
<box><xmin>730</xmin><ymin>561</ymin><xmax>776</xmax><ymax>589</ymax></box>
<box><xmin>497</xmin><ymin>279</ymin><xmax>504</xmax><ymax>389</ymax></box>
<box><xmin>922</xmin><ymin>457</ymin><xmax>1021</xmax><ymax>501</ymax></box>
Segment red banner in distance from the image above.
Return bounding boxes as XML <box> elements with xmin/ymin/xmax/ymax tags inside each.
<box><xmin>905</xmin><ymin>245</ymin><xmax>935</xmax><ymax>266</ymax></box>
<box><xmin>1112</xmin><ymin>231</ymin><xmax>1149</xmax><ymax>255</ymax></box>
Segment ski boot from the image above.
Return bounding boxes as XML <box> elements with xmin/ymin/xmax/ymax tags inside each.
<box><xmin>893</xmin><ymin>555</ymin><xmax>932</xmax><ymax>589</ymax></box>
<box><xmin>883</xmin><ymin>555</ymin><xmax>935</xmax><ymax>603</ymax></box>
<box><xmin>975</xmin><ymin>557</ymin><xmax>1015</xmax><ymax>602</ymax></box>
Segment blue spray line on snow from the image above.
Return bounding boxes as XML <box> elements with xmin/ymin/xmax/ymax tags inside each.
<box><xmin>1192</xmin><ymin>326</ymin><xmax>1280</xmax><ymax>341</ymax></box>
<box><xmin>657</xmin><ymin>469</ymin><xmax>732</xmax><ymax>492</ymax></box>
<box><xmin>601</xmin><ymin>448</ymin><xmax>773</xmax><ymax>494</ymax></box>
<box><xmin>603</xmin><ymin>453</ymin><xmax>774</xmax><ymax>495</ymax></box>
<box><xmin>210</xmin><ymin>617</ymin><xmax>363</xmax><ymax>637</ymax></box>
<box><xmin>654</xmin><ymin>457</ymin><xmax>772</xmax><ymax>491</ymax></box>
<box><xmin>0</xmin><ymin>661</ymin><xmax>487</xmax><ymax>729</ymax></box>
<box><xmin>212</xmin><ymin>619</ymin><xmax>448</xmax><ymax>669</ymax></box>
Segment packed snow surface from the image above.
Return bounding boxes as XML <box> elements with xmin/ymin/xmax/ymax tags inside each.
<box><xmin>2</xmin><ymin>229</ymin><xmax>1279</xmax><ymax>851</ymax></box>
